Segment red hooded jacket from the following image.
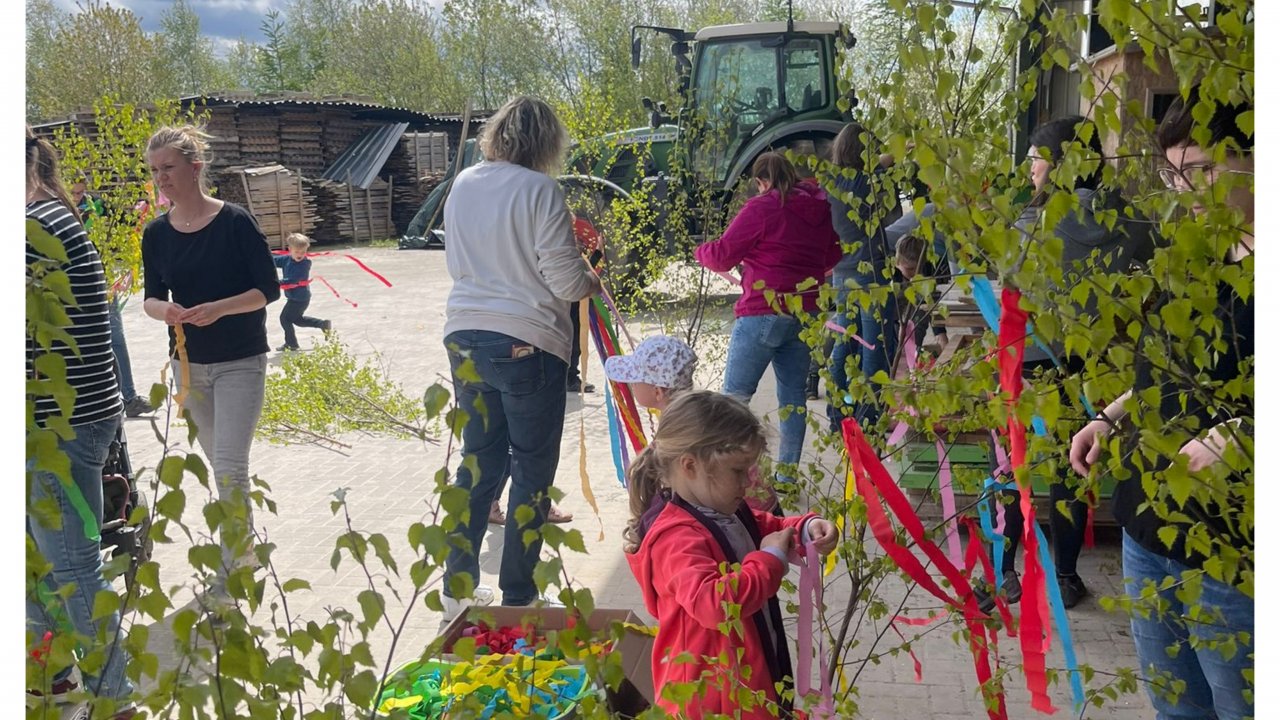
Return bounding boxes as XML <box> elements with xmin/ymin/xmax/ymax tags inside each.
<box><xmin>627</xmin><ymin>499</ymin><xmax>817</xmax><ymax>719</ymax></box>
<box><xmin>695</xmin><ymin>179</ymin><xmax>842</xmax><ymax>318</ymax></box>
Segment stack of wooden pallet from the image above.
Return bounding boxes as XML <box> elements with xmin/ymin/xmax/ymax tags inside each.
<box><xmin>382</xmin><ymin>132</ymin><xmax>452</xmax><ymax>233</ymax></box>
<box><xmin>237</xmin><ymin>165</ymin><xmax>318</xmax><ymax>248</ymax></box>
<box><xmin>401</xmin><ymin>132</ymin><xmax>450</xmax><ymax>175</ymax></box>
<box><xmin>237</xmin><ymin>108</ymin><xmax>280</xmax><ymax>166</ymax></box>
<box><xmin>279</xmin><ymin>109</ymin><xmax>326</xmax><ymax>176</ymax></box>
<box><xmin>204</xmin><ymin>106</ymin><xmax>241</xmax><ymax>169</ymax></box>
<box><xmin>322</xmin><ymin>115</ymin><xmax>365</xmax><ymax>169</ymax></box>
<box><xmin>307</xmin><ymin>177</ymin><xmax>393</xmax><ymax>242</ymax></box>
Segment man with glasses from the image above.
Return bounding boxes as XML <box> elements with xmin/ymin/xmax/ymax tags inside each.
<box><xmin>1069</xmin><ymin>87</ymin><xmax>1254</xmax><ymax>720</ymax></box>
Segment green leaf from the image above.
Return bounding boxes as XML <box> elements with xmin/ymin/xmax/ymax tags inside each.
<box><xmin>26</xmin><ymin>220</ymin><xmax>68</xmax><ymax>263</ymax></box>
<box><xmin>282</xmin><ymin>578</ymin><xmax>311</xmax><ymax>593</ymax></box>
<box><xmin>357</xmin><ymin>589</ymin><xmax>384</xmax><ymax>630</ymax></box>
<box><xmin>423</xmin><ymin>384</ymin><xmax>450</xmax><ymax>419</ymax></box>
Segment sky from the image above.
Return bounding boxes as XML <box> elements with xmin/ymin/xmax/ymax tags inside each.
<box><xmin>50</xmin><ymin>0</ymin><xmax>285</xmax><ymax>53</ymax></box>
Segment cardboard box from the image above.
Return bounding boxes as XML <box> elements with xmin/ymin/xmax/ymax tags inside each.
<box><xmin>432</xmin><ymin>605</ymin><xmax>655</xmax><ymax>715</ymax></box>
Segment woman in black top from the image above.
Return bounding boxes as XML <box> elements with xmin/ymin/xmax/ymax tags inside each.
<box><xmin>141</xmin><ymin>125</ymin><xmax>281</xmax><ymax>586</ymax></box>
<box><xmin>1069</xmin><ymin>90</ymin><xmax>1253</xmax><ymax>719</ymax></box>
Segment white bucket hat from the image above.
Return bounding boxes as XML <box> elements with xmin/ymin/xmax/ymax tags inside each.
<box><xmin>604</xmin><ymin>335</ymin><xmax>697</xmax><ymax>391</ymax></box>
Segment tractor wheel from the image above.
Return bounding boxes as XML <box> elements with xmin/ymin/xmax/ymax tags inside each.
<box><xmin>563</xmin><ymin>184</ymin><xmax>650</xmax><ymax>304</ymax></box>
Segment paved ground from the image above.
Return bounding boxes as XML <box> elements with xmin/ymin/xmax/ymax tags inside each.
<box><xmin>117</xmin><ymin>246</ymin><xmax>1156</xmax><ymax>719</ymax></box>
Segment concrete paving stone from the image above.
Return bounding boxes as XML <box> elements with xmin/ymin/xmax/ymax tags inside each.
<box><xmin>110</xmin><ymin>247</ymin><xmax>1157</xmax><ymax>718</ymax></box>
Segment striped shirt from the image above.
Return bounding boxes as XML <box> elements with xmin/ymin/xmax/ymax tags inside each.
<box><xmin>26</xmin><ymin>200</ymin><xmax>122</xmax><ymax>427</ymax></box>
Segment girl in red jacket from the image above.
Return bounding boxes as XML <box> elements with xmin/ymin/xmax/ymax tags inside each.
<box><xmin>623</xmin><ymin>391</ymin><xmax>838</xmax><ymax>719</ymax></box>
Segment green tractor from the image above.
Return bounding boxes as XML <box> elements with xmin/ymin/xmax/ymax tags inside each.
<box><xmin>560</xmin><ymin>19</ymin><xmax>858</xmax><ymax>295</ymax></box>
<box><xmin>405</xmin><ymin>19</ymin><xmax>857</xmax><ymax>294</ymax></box>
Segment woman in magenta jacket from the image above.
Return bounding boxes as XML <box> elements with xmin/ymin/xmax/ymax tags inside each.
<box><xmin>695</xmin><ymin>152</ymin><xmax>842</xmax><ymax>481</ymax></box>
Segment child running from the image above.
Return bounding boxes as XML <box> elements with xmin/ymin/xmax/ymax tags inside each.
<box><xmin>623</xmin><ymin>390</ymin><xmax>838</xmax><ymax>718</ymax></box>
<box><xmin>273</xmin><ymin>232</ymin><xmax>332</xmax><ymax>351</ymax></box>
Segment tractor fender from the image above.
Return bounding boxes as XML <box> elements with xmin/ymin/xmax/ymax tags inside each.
<box><xmin>721</xmin><ymin>119</ymin><xmax>848</xmax><ymax>193</ymax></box>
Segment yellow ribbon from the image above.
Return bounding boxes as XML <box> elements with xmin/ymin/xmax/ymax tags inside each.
<box><xmin>173</xmin><ymin>323</ymin><xmax>190</xmax><ymax>414</ymax></box>
<box><xmin>578</xmin><ymin>301</ymin><xmax>604</xmax><ymax>541</ymax></box>
<box><xmin>825</xmin><ymin>464</ymin><xmax>855</xmax><ymax>576</ymax></box>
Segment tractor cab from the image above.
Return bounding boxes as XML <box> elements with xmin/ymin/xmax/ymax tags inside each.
<box><xmin>686</xmin><ymin>22</ymin><xmax>846</xmax><ymax>185</ymax></box>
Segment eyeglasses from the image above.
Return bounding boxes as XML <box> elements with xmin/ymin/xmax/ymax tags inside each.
<box><xmin>1162</xmin><ymin>162</ymin><xmax>1249</xmax><ymax>190</ymax></box>
<box><xmin>1158</xmin><ymin>162</ymin><xmax>1217</xmax><ymax>191</ymax></box>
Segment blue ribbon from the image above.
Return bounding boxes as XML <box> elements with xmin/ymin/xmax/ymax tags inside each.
<box><xmin>587</xmin><ymin>308</ymin><xmax>628</xmax><ymax>487</ymax></box>
<box><xmin>979</xmin><ymin>475</ymin><xmax>1016</xmax><ymax>574</ymax></box>
<box><xmin>1034</xmin><ymin>520</ymin><xmax>1085</xmax><ymax>710</ymax></box>
<box><xmin>601</xmin><ymin>381</ymin><xmax>627</xmax><ymax>487</ymax></box>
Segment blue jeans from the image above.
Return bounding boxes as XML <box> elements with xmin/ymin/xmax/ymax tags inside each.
<box><xmin>828</xmin><ymin>270</ymin><xmax>898</xmax><ymax>429</ymax></box>
<box><xmin>1122</xmin><ymin>532</ymin><xmax>1254</xmax><ymax>719</ymax></box>
<box><xmin>721</xmin><ymin>315</ymin><xmax>809</xmax><ymax>476</ymax></box>
<box><xmin>443</xmin><ymin>330</ymin><xmax>568</xmax><ymax>606</ymax></box>
<box><xmin>108</xmin><ymin>302</ymin><xmax>137</xmax><ymax>402</ymax></box>
<box><xmin>26</xmin><ymin>413</ymin><xmax>134</xmax><ymax>700</ymax></box>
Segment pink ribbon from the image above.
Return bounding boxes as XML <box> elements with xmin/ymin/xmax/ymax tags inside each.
<box><xmin>824</xmin><ymin>320</ymin><xmax>876</xmax><ymax>350</ymax></box>
<box><xmin>989</xmin><ymin>430</ymin><xmax>1011</xmax><ymax>535</ymax></box>
<box><xmin>935</xmin><ymin>440</ymin><xmax>964</xmax><ymax>569</ymax></box>
<box><xmin>714</xmin><ymin>269</ymin><xmax>741</xmax><ymax>286</ymax></box>
<box><xmin>795</xmin><ymin>541</ymin><xmax>835</xmax><ymax>718</ymax></box>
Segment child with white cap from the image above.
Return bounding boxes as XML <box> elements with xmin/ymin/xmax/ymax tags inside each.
<box><xmin>605</xmin><ymin>335</ymin><xmax>779</xmax><ymax>513</ymax></box>
<box><xmin>603</xmin><ymin>335</ymin><xmax>698</xmax><ymax>411</ymax></box>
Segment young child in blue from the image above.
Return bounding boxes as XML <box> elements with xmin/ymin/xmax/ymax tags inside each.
<box><xmin>273</xmin><ymin>233</ymin><xmax>331</xmax><ymax>351</ymax></box>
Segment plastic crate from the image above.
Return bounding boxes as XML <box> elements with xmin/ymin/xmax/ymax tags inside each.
<box><xmin>897</xmin><ymin>441</ymin><xmax>1116</xmax><ymax>499</ymax></box>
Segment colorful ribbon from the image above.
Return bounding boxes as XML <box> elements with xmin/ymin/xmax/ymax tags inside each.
<box><xmin>843</xmin><ymin>418</ymin><xmax>1007</xmax><ymax>719</ymax></box>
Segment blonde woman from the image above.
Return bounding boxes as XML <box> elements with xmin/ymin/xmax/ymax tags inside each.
<box><xmin>141</xmin><ymin>126</ymin><xmax>281</xmax><ymax>591</ymax></box>
<box><xmin>441</xmin><ymin>96</ymin><xmax>601</xmax><ymax>617</ymax></box>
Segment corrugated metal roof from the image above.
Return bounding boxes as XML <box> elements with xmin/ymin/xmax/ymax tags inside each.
<box><xmin>320</xmin><ymin>122</ymin><xmax>408</xmax><ymax>189</ymax></box>
<box><xmin>180</xmin><ymin>93</ymin><xmax>487</xmax><ymax>125</ymax></box>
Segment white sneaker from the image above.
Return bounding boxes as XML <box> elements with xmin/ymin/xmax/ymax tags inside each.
<box><xmin>442</xmin><ymin>584</ymin><xmax>495</xmax><ymax>621</ymax></box>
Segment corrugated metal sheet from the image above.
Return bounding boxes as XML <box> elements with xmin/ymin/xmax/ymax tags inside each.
<box><xmin>320</xmin><ymin>122</ymin><xmax>408</xmax><ymax>189</ymax></box>
<box><xmin>179</xmin><ymin>93</ymin><xmax>487</xmax><ymax>125</ymax></box>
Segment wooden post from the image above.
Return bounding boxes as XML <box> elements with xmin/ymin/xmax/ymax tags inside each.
<box><xmin>387</xmin><ymin>175</ymin><xmax>394</xmax><ymax>236</ymax></box>
<box><xmin>273</xmin><ymin>171</ymin><xmax>284</xmax><ymax>249</ymax></box>
<box><xmin>239</xmin><ymin>170</ymin><xmax>255</xmax><ymax>217</ymax></box>
<box><xmin>346</xmin><ymin>170</ymin><xmax>358</xmax><ymax>242</ymax></box>
<box><xmin>412</xmin><ymin>133</ymin><xmax>421</xmax><ymax>180</ymax></box>
<box><xmin>296</xmin><ymin>172</ymin><xmax>305</xmax><ymax>237</ymax></box>
<box><xmin>364</xmin><ymin>184</ymin><xmax>374</xmax><ymax>242</ymax></box>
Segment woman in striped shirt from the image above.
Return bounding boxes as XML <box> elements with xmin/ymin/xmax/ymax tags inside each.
<box><xmin>25</xmin><ymin>126</ymin><xmax>136</xmax><ymax>718</ymax></box>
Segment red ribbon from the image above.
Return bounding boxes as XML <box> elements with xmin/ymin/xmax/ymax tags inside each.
<box><xmin>272</xmin><ymin>250</ymin><xmax>394</xmax><ymax>287</ymax></box>
<box><xmin>843</xmin><ymin>419</ymin><xmax>1007</xmax><ymax>719</ymax></box>
<box><xmin>274</xmin><ymin>250</ymin><xmax>392</xmax><ymax>309</ymax></box>
<box><xmin>996</xmin><ymin>288</ymin><xmax>1055</xmax><ymax>714</ymax></box>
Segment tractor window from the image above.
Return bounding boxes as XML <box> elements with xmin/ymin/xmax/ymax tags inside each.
<box><xmin>784</xmin><ymin>39</ymin><xmax>825</xmax><ymax>113</ymax></box>
<box><xmin>693</xmin><ymin>39</ymin><xmax>782</xmax><ymax>180</ymax></box>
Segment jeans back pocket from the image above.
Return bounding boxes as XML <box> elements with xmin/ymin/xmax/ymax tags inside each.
<box><xmin>488</xmin><ymin>351</ymin><xmax>548</xmax><ymax>396</ymax></box>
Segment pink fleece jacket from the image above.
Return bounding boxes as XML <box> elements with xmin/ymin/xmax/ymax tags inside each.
<box><xmin>694</xmin><ymin>179</ymin><xmax>841</xmax><ymax>317</ymax></box>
